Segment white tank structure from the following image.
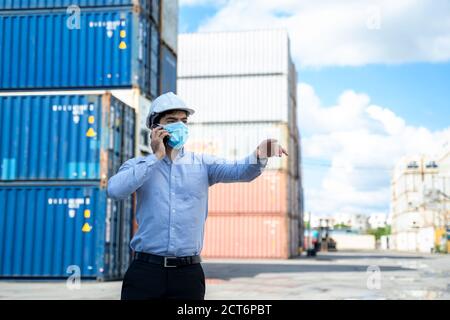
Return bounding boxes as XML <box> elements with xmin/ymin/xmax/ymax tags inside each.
<box><xmin>390</xmin><ymin>145</ymin><xmax>450</xmax><ymax>253</ymax></box>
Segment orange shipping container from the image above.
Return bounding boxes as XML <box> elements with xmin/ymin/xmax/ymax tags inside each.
<box><xmin>208</xmin><ymin>170</ymin><xmax>300</xmax><ymax>217</ymax></box>
<box><xmin>130</xmin><ymin>172</ymin><xmax>302</xmax><ymax>230</ymax></box>
<box><xmin>202</xmin><ymin>213</ymin><xmax>299</xmax><ymax>258</ymax></box>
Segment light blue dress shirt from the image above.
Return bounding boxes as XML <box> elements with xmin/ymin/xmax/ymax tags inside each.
<box><xmin>107</xmin><ymin>148</ymin><xmax>268</xmax><ymax>257</ymax></box>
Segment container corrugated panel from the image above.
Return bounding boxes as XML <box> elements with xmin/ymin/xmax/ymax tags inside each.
<box><xmin>208</xmin><ymin>170</ymin><xmax>292</xmax><ymax>214</ymax></box>
<box><xmin>110</xmin><ymin>89</ymin><xmax>152</xmax><ymax>154</ymax></box>
<box><xmin>0</xmin><ymin>8</ymin><xmax>153</xmax><ymax>97</ymax></box>
<box><xmin>150</xmin><ymin>0</ymin><xmax>160</xmax><ymax>25</ymax></box>
<box><xmin>0</xmin><ymin>0</ymin><xmax>148</xmax><ymax>11</ymax></box>
<box><xmin>290</xmin><ymin>217</ymin><xmax>300</xmax><ymax>255</ymax></box>
<box><xmin>0</xmin><ymin>92</ymin><xmax>135</xmax><ymax>181</ymax></box>
<box><xmin>149</xmin><ymin>22</ymin><xmax>160</xmax><ymax>98</ymax></box>
<box><xmin>0</xmin><ymin>184</ymin><xmax>133</xmax><ymax>279</ymax></box>
<box><xmin>287</xmin><ymin>172</ymin><xmax>297</xmax><ymax>219</ymax></box>
<box><xmin>179</xmin><ymin>76</ymin><xmax>289</xmax><ymax>123</ymax></box>
<box><xmin>160</xmin><ymin>44</ymin><xmax>177</xmax><ymax>94</ymax></box>
<box><xmin>208</xmin><ymin>170</ymin><xmax>302</xmax><ymax>219</ymax></box>
<box><xmin>185</xmin><ymin>122</ymin><xmax>290</xmax><ymax>171</ymax></box>
<box><xmin>288</xmin><ymin>57</ymin><xmax>297</xmax><ymax>100</ymax></box>
<box><xmin>288</xmin><ymin>133</ymin><xmax>300</xmax><ymax>178</ymax></box>
<box><xmin>160</xmin><ymin>0</ymin><xmax>177</xmax><ymax>53</ymax></box>
<box><xmin>202</xmin><ymin>214</ymin><xmax>298</xmax><ymax>259</ymax></box>
<box><xmin>178</xmin><ymin>30</ymin><xmax>288</xmax><ymax>77</ymax></box>
<box><xmin>121</xmin><ymin>99</ymin><xmax>136</xmax><ymax>162</ymax></box>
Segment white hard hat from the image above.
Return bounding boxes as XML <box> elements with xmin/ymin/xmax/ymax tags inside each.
<box><xmin>147</xmin><ymin>92</ymin><xmax>195</xmax><ymax>128</ymax></box>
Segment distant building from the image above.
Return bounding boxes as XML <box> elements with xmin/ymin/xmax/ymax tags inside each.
<box><xmin>368</xmin><ymin>213</ymin><xmax>389</xmax><ymax>229</ymax></box>
<box><xmin>334</xmin><ymin>213</ymin><xmax>370</xmax><ymax>233</ymax></box>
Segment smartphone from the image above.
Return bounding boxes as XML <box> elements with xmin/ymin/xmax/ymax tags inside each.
<box><xmin>154</xmin><ymin>124</ymin><xmax>170</xmax><ymax>145</ymax></box>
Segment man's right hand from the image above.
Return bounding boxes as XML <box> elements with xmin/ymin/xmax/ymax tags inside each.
<box><xmin>150</xmin><ymin>126</ymin><xmax>170</xmax><ymax>160</ymax></box>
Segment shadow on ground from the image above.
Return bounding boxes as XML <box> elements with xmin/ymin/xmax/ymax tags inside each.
<box><xmin>309</xmin><ymin>253</ymin><xmax>428</xmax><ymax>261</ymax></box>
<box><xmin>202</xmin><ymin>262</ymin><xmax>415</xmax><ymax>281</ymax></box>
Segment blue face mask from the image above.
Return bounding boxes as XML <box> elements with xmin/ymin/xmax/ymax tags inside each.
<box><xmin>163</xmin><ymin>121</ymin><xmax>189</xmax><ymax>150</ymax></box>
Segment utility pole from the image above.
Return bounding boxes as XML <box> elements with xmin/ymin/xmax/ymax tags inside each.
<box><xmin>306</xmin><ymin>211</ymin><xmax>316</xmax><ymax>256</ymax></box>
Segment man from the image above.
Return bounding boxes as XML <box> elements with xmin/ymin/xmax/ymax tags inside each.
<box><xmin>107</xmin><ymin>92</ymin><xmax>288</xmax><ymax>300</ymax></box>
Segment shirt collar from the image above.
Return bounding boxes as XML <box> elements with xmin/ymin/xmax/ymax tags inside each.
<box><xmin>162</xmin><ymin>147</ymin><xmax>185</xmax><ymax>164</ymax></box>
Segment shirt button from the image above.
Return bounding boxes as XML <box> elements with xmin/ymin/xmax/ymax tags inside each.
<box><xmin>172</xmin><ymin>209</ymin><xmax>176</xmax><ymax>213</ymax></box>
<box><xmin>171</xmin><ymin>192</ymin><xmax>175</xmax><ymax>196</ymax></box>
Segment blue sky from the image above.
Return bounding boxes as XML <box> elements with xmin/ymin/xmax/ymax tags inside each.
<box><xmin>298</xmin><ymin>63</ymin><xmax>450</xmax><ymax>131</ymax></box>
<box><xmin>179</xmin><ymin>1</ymin><xmax>450</xmax><ymax>218</ymax></box>
<box><xmin>179</xmin><ymin>3</ymin><xmax>217</xmax><ymax>34</ymax></box>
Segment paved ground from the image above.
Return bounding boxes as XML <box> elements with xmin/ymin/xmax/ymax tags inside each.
<box><xmin>1</xmin><ymin>251</ymin><xmax>449</xmax><ymax>300</ymax></box>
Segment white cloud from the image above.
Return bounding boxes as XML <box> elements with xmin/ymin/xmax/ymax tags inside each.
<box><xmin>180</xmin><ymin>0</ymin><xmax>227</xmax><ymax>8</ymax></box>
<box><xmin>190</xmin><ymin>0</ymin><xmax>450</xmax><ymax>67</ymax></box>
<box><xmin>299</xmin><ymin>82</ymin><xmax>450</xmax><ymax>216</ymax></box>
<box><xmin>366</xmin><ymin>105</ymin><xmax>406</xmax><ymax>135</ymax></box>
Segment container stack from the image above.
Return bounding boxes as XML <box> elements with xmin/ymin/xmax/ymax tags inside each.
<box><xmin>0</xmin><ymin>0</ymin><xmax>178</xmax><ymax>279</ymax></box>
<box><xmin>0</xmin><ymin>92</ymin><xmax>137</xmax><ymax>280</ymax></box>
<box><xmin>178</xmin><ymin>30</ymin><xmax>304</xmax><ymax>258</ymax></box>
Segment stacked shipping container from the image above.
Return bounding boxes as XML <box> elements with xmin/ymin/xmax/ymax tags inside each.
<box><xmin>0</xmin><ymin>93</ymin><xmax>135</xmax><ymax>279</ymax></box>
<box><xmin>159</xmin><ymin>0</ymin><xmax>178</xmax><ymax>95</ymax></box>
<box><xmin>0</xmin><ymin>0</ymin><xmax>178</xmax><ymax>154</ymax></box>
<box><xmin>0</xmin><ymin>3</ymin><xmax>159</xmax><ymax>99</ymax></box>
<box><xmin>178</xmin><ymin>30</ymin><xmax>304</xmax><ymax>258</ymax></box>
<box><xmin>0</xmin><ymin>0</ymin><xmax>179</xmax><ymax>278</ymax></box>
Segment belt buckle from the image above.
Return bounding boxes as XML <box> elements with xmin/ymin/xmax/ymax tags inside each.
<box><xmin>164</xmin><ymin>256</ymin><xmax>178</xmax><ymax>268</ymax></box>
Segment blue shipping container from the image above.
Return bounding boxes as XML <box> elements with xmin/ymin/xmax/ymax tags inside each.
<box><xmin>160</xmin><ymin>44</ymin><xmax>176</xmax><ymax>94</ymax></box>
<box><xmin>0</xmin><ymin>92</ymin><xmax>135</xmax><ymax>181</ymax></box>
<box><xmin>150</xmin><ymin>22</ymin><xmax>160</xmax><ymax>97</ymax></box>
<box><xmin>150</xmin><ymin>0</ymin><xmax>160</xmax><ymax>25</ymax></box>
<box><xmin>0</xmin><ymin>184</ymin><xmax>134</xmax><ymax>280</ymax></box>
<box><xmin>0</xmin><ymin>0</ymin><xmax>148</xmax><ymax>12</ymax></box>
<box><xmin>0</xmin><ymin>8</ymin><xmax>159</xmax><ymax>98</ymax></box>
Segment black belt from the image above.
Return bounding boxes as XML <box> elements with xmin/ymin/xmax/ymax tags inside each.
<box><xmin>134</xmin><ymin>252</ymin><xmax>202</xmax><ymax>268</ymax></box>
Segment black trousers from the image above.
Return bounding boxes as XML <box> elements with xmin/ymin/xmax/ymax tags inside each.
<box><xmin>121</xmin><ymin>259</ymin><xmax>206</xmax><ymax>300</ymax></box>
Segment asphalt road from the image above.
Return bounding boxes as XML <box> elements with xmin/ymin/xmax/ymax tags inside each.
<box><xmin>1</xmin><ymin>251</ymin><xmax>449</xmax><ymax>300</ymax></box>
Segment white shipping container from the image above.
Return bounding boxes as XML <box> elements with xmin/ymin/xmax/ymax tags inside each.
<box><xmin>178</xmin><ymin>29</ymin><xmax>289</xmax><ymax>77</ymax></box>
<box><xmin>288</xmin><ymin>58</ymin><xmax>297</xmax><ymax>99</ymax></box>
<box><xmin>178</xmin><ymin>75</ymin><xmax>289</xmax><ymax>124</ymax></box>
<box><xmin>161</xmin><ymin>0</ymin><xmax>178</xmax><ymax>53</ymax></box>
<box><xmin>185</xmin><ymin>122</ymin><xmax>293</xmax><ymax>172</ymax></box>
<box><xmin>109</xmin><ymin>89</ymin><xmax>152</xmax><ymax>155</ymax></box>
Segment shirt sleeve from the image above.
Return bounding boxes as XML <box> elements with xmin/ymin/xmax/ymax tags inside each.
<box><xmin>107</xmin><ymin>154</ymin><xmax>159</xmax><ymax>200</ymax></box>
<box><xmin>205</xmin><ymin>152</ymin><xmax>268</xmax><ymax>186</ymax></box>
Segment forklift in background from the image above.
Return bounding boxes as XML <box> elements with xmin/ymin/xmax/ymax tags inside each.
<box><xmin>306</xmin><ymin>217</ymin><xmax>337</xmax><ymax>256</ymax></box>
<box><xmin>319</xmin><ymin>219</ymin><xmax>337</xmax><ymax>252</ymax></box>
